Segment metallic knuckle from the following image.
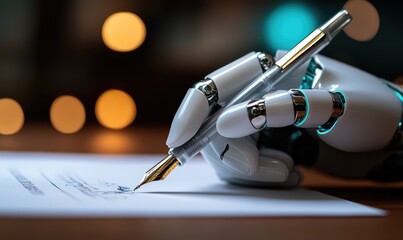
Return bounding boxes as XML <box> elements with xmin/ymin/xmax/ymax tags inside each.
<box><xmin>247</xmin><ymin>98</ymin><xmax>267</xmax><ymax>129</ymax></box>
<box><xmin>256</xmin><ymin>52</ymin><xmax>275</xmax><ymax>71</ymax></box>
<box><xmin>194</xmin><ymin>79</ymin><xmax>218</xmax><ymax>106</ymax></box>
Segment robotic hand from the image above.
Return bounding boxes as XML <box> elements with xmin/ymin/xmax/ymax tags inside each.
<box><xmin>167</xmin><ymin>50</ymin><xmax>403</xmax><ymax>188</ymax></box>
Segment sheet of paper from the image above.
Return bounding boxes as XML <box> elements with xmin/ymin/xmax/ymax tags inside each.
<box><xmin>0</xmin><ymin>151</ymin><xmax>385</xmax><ymax>217</ymax></box>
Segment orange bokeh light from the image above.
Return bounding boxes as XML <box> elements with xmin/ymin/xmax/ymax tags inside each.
<box><xmin>50</xmin><ymin>95</ymin><xmax>86</xmax><ymax>134</ymax></box>
<box><xmin>0</xmin><ymin>98</ymin><xmax>24</xmax><ymax>135</ymax></box>
<box><xmin>95</xmin><ymin>89</ymin><xmax>137</xmax><ymax>129</ymax></box>
<box><xmin>102</xmin><ymin>12</ymin><xmax>146</xmax><ymax>52</ymax></box>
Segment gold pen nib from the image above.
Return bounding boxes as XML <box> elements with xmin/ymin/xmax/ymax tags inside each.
<box><xmin>134</xmin><ymin>154</ymin><xmax>180</xmax><ymax>191</ymax></box>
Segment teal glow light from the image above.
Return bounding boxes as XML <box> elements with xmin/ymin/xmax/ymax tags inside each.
<box><xmin>393</xmin><ymin>89</ymin><xmax>403</xmax><ymax>130</ymax></box>
<box><xmin>317</xmin><ymin>119</ymin><xmax>339</xmax><ymax>135</ymax></box>
<box><xmin>264</xmin><ymin>3</ymin><xmax>317</xmax><ymax>50</ymax></box>
<box><xmin>395</xmin><ymin>90</ymin><xmax>403</xmax><ymax>104</ymax></box>
<box><xmin>290</xmin><ymin>130</ymin><xmax>303</xmax><ymax>141</ymax></box>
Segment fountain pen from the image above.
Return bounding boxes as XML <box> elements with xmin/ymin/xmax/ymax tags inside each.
<box><xmin>134</xmin><ymin>9</ymin><xmax>352</xmax><ymax>191</ymax></box>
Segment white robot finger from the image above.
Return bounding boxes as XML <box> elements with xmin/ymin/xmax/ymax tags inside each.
<box><xmin>217</xmin><ymin>89</ymin><xmax>340</xmax><ymax>137</ymax></box>
<box><xmin>312</xmin><ymin>55</ymin><xmax>402</xmax><ymax>152</ymax></box>
<box><xmin>166</xmin><ymin>52</ymin><xmax>273</xmax><ymax>148</ymax></box>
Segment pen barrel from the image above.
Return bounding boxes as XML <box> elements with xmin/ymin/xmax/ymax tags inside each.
<box><xmin>171</xmin><ymin>9</ymin><xmax>352</xmax><ymax>165</ymax></box>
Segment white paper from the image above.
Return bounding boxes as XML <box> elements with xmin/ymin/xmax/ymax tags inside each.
<box><xmin>0</xmin><ymin>151</ymin><xmax>385</xmax><ymax>217</ymax></box>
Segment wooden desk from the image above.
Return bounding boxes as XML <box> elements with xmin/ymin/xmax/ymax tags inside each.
<box><xmin>1</xmin><ymin>124</ymin><xmax>402</xmax><ymax>240</ymax></box>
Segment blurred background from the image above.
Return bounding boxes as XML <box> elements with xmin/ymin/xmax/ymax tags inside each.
<box><xmin>0</xmin><ymin>0</ymin><xmax>402</xmax><ymax>137</ymax></box>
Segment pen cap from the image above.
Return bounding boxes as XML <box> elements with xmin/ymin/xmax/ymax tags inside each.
<box><xmin>206</xmin><ymin>52</ymin><xmax>264</xmax><ymax>105</ymax></box>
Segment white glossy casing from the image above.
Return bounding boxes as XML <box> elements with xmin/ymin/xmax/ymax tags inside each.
<box><xmin>314</xmin><ymin>56</ymin><xmax>402</xmax><ymax>152</ymax></box>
